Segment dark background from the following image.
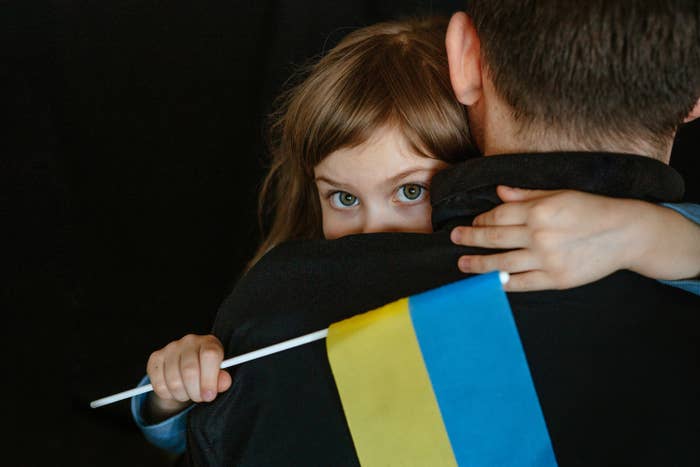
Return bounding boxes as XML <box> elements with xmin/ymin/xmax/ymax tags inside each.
<box><xmin>5</xmin><ymin>1</ymin><xmax>698</xmax><ymax>465</ymax></box>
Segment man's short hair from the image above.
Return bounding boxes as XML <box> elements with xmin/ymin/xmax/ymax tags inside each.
<box><xmin>466</xmin><ymin>0</ymin><xmax>700</xmax><ymax>152</ymax></box>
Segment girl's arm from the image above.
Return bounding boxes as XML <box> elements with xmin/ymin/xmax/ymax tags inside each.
<box><xmin>450</xmin><ymin>186</ymin><xmax>700</xmax><ymax>292</ymax></box>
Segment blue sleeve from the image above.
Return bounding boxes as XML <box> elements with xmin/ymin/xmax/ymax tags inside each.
<box><xmin>658</xmin><ymin>203</ymin><xmax>700</xmax><ymax>296</ymax></box>
<box><xmin>130</xmin><ymin>375</ymin><xmax>194</xmax><ymax>455</ymax></box>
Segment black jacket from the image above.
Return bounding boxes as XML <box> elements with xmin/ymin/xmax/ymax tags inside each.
<box><xmin>186</xmin><ymin>153</ymin><xmax>699</xmax><ymax>467</ymax></box>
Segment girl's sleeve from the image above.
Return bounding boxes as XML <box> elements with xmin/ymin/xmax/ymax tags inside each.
<box><xmin>658</xmin><ymin>203</ymin><xmax>700</xmax><ymax>296</ymax></box>
<box><xmin>130</xmin><ymin>375</ymin><xmax>194</xmax><ymax>455</ymax></box>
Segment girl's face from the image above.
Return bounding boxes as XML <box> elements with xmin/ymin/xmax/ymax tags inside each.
<box><xmin>314</xmin><ymin>126</ymin><xmax>450</xmax><ymax>239</ymax></box>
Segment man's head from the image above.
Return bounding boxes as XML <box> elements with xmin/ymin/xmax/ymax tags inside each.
<box><xmin>446</xmin><ymin>0</ymin><xmax>700</xmax><ymax>161</ymax></box>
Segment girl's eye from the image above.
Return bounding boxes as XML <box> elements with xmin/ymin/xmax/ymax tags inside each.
<box><xmin>330</xmin><ymin>191</ymin><xmax>359</xmax><ymax>208</ymax></box>
<box><xmin>396</xmin><ymin>184</ymin><xmax>426</xmax><ymax>203</ymax></box>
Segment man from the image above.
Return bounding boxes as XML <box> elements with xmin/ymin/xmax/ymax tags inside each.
<box><xmin>184</xmin><ymin>2</ymin><xmax>700</xmax><ymax>465</ymax></box>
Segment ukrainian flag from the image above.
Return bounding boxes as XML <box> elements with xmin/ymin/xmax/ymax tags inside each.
<box><xmin>326</xmin><ymin>272</ymin><xmax>557</xmax><ymax>466</ymax></box>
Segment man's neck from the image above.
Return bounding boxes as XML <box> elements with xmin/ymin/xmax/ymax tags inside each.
<box><xmin>481</xmin><ymin>128</ymin><xmax>674</xmax><ymax>164</ymax></box>
<box><xmin>473</xmin><ymin>82</ymin><xmax>674</xmax><ymax>163</ymax></box>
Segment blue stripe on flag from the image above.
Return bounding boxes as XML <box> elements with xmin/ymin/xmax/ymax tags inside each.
<box><xmin>409</xmin><ymin>272</ymin><xmax>557</xmax><ymax>466</ymax></box>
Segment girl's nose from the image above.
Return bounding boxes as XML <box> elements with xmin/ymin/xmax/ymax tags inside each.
<box><xmin>362</xmin><ymin>210</ymin><xmax>403</xmax><ymax>234</ymax></box>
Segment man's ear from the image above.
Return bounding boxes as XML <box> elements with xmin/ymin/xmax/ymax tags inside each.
<box><xmin>446</xmin><ymin>11</ymin><xmax>482</xmax><ymax>106</ymax></box>
<box><xmin>683</xmin><ymin>97</ymin><xmax>700</xmax><ymax>123</ymax></box>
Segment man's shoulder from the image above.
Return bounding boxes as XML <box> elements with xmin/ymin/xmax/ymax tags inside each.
<box><xmin>506</xmin><ymin>270</ymin><xmax>700</xmax><ymax>464</ymax></box>
<box><xmin>214</xmin><ymin>232</ymin><xmax>700</xmax><ymax>355</ymax></box>
<box><xmin>212</xmin><ymin>232</ymin><xmax>469</xmax><ymax>354</ymax></box>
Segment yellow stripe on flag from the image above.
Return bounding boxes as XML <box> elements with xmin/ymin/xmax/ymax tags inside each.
<box><xmin>327</xmin><ymin>298</ymin><xmax>457</xmax><ymax>467</ymax></box>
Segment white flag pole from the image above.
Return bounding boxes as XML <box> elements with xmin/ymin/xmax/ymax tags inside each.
<box><xmin>90</xmin><ymin>328</ymin><xmax>329</xmax><ymax>408</ymax></box>
<box><xmin>90</xmin><ymin>272</ymin><xmax>509</xmax><ymax>409</ymax></box>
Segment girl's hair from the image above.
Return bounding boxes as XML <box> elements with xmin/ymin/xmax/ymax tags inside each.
<box><xmin>247</xmin><ymin>15</ymin><xmax>475</xmax><ymax>270</ymax></box>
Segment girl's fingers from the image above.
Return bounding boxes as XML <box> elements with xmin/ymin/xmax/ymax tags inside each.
<box><xmin>217</xmin><ymin>370</ymin><xmax>233</xmax><ymax>393</ymax></box>
<box><xmin>496</xmin><ymin>186</ymin><xmax>564</xmax><ymax>202</ymax></box>
<box><xmin>147</xmin><ymin>353</ymin><xmax>171</xmax><ymax>399</ymax></box>
<box><xmin>472</xmin><ymin>201</ymin><xmax>530</xmax><ymax>226</ymax></box>
<box><xmin>164</xmin><ymin>354</ymin><xmax>189</xmax><ymax>402</ymax></box>
<box><xmin>457</xmin><ymin>249</ymin><xmax>539</xmax><ymax>274</ymax></box>
<box><xmin>199</xmin><ymin>339</ymin><xmax>225</xmax><ymax>402</ymax></box>
<box><xmin>179</xmin><ymin>350</ymin><xmax>203</xmax><ymax>402</ymax></box>
<box><xmin>145</xmin><ymin>334</ymin><xmax>225</xmax><ymax>405</ymax></box>
<box><xmin>502</xmin><ymin>271</ymin><xmax>556</xmax><ymax>292</ymax></box>
<box><xmin>451</xmin><ymin>225</ymin><xmax>531</xmax><ymax>249</ymax></box>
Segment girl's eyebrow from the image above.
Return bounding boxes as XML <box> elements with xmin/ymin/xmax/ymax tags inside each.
<box><xmin>386</xmin><ymin>167</ymin><xmax>436</xmax><ymax>185</ymax></box>
<box><xmin>314</xmin><ymin>176</ymin><xmax>353</xmax><ymax>190</ymax></box>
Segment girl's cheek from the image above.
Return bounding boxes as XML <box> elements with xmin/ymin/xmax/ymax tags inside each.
<box><xmin>398</xmin><ymin>203</ymin><xmax>433</xmax><ymax>233</ymax></box>
<box><xmin>322</xmin><ymin>210</ymin><xmax>360</xmax><ymax>239</ymax></box>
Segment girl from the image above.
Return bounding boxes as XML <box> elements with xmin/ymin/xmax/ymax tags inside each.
<box><xmin>133</xmin><ymin>16</ymin><xmax>700</xmax><ymax>454</ymax></box>
<box><xmin>249</xmin><ymin>15</ymin><xmax>474</xmax><ymax>266</ymax></box>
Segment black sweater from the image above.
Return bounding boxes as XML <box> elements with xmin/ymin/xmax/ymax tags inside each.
<box><xmin>185</xmin><ymin>153</ymin><xmax>699</xmax><ymax>467</ymax></box>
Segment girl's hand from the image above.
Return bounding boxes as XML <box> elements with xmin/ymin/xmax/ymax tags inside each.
<box><xmin>145</xmin><ymin>334</ymin><xmax>231</xmax><ymax>421</ymax></box>
<box><xmin>450</xmin><ymin>186</ymin><xmax>700</xmax><ymax>292</ymax></box>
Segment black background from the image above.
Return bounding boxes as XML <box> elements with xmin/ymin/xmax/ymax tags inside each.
<box><xmin>5</xmin><ymin>1</ymin><xmax>698</xmax><ymax>465</ymax></box>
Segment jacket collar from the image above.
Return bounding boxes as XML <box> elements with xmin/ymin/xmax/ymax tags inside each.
<box><xmin>430</xmin><ymin>152</ymin><xmax>685</xmax><ymax>231</ymax></box>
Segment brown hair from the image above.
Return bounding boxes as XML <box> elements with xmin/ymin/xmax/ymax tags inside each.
<box><xmin>247</xmin><ymin>16</ymin><xmax>475</xmax><ymax>270</ymax></box>
<box><xmin>466</xmin><ymin>0</ymin><xmax>700</xmax><ymax>156</ymax></box>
